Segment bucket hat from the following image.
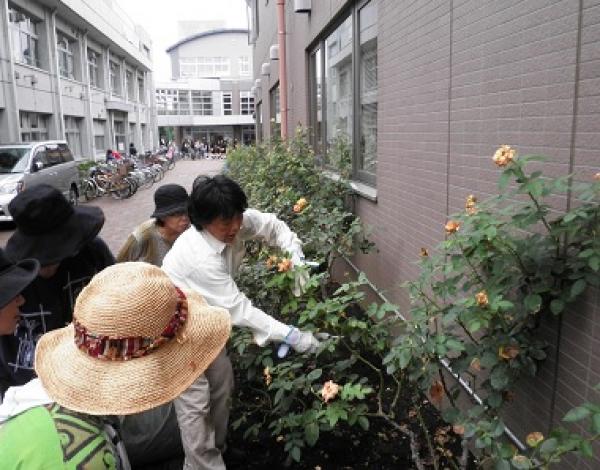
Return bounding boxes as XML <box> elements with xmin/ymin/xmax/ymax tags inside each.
<box><xmin>151</xmin><ymin>184</ymin><xmax>188</xmax><ymax>219</ymax></box>
<box><xmin>6</xmin><ymin>184</ymin><xmax>104</xmax><ymax>266</ymax></box>
<box><xmin>35</xmin><ymin>262</ymin><xmax>231</xmax><ymax>415</ymax></box>
<box><xmin>0</xmin><ymin>248</ymin><xmax>39</xmax><ymax>308</ymax></box>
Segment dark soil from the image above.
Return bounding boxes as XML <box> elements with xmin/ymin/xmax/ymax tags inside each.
<box><xmin>224</xmin><ymin>353</ymin><xmax>473</xmax><ymax>470</ymax></box>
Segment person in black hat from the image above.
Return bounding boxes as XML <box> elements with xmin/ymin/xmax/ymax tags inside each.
<box><xmin>0</xmin><ymin>184</ymin><xmax>114</xmax><ymax>395</ymax></box>
<box><xmin>0</xmin><ymin>248</ymin><xmax>39</xmax><ymax>338</ymax></box>
<box><xmin>117</xmin><ymin>184</ymin><xmax>190</xmax><ymax>266</ymax></box>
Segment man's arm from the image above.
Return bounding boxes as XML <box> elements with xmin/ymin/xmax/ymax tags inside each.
<box><xmin>242</xmin><ymin>209</ymin><xmax>304</xmax><ymax>259</ymax></box>
<box><xmin>164</xmin><ymin>254</ymin><xmax>289</xmax><ymax>346</ymax></box>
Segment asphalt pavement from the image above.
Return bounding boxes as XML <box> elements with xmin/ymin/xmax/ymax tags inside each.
<box><xmin>0</xmin><ymin>159</ymin><xmax>224</xmax><ymax>255</ymax></box>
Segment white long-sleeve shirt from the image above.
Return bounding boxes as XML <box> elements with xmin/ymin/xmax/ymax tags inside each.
<box><xmin>162</xmin><ymin>209</ymin><xmax>304</xmax><ymax>346</ymax></box>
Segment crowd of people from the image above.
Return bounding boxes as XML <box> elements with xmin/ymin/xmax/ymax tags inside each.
<box><xmin>0</xmin><ymin>175</ymin><xmax>319</xmax><ymax>469</ymax></box>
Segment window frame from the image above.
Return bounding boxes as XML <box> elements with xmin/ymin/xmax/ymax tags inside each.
<box><xmin>109</xmin><ymin>60</ymin><xmax>121</xmax><ymax>96</ymax></box>
<box><xmin>222</xmin><ymin>92</ymin><xmax>233</xmax><ymax>116</ymax></box>
<box><xmin>9</xmin><ymin>7</ymin><xmax>40</xmax><ymax>68</ymax></box>
<box><xmin>308</xmin><ymin>0</ymin><xmax>377</xmax><ymax>187</ymax></box>
<box><xmin>19</xmin><ymin>111</ymin><xmax>49</xmax><ymax>142</ymax></box>
<box><xmin>87</xmin><ymin>48</ymin><xmax>100</xmax><ymax>88</ymax></box>
<box><xmin>240</xmin><ymin>91</ymin><xmax>255</xmax><ymax>115</ymax></box>
<box><xmin>57</xmin><ymin>32</ymin><xmax>75</xmax><ymax>80</ymax></box>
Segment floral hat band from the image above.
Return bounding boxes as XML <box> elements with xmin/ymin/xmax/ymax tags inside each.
<box><xmin>74</xmin><ymin>287</ymin><xmax>188</xmax><ymax>361</ymax></box>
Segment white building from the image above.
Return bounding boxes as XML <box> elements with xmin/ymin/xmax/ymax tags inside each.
<box><xmin>0</xmin><ymin>0</ymin><xmax>157</xmax><ymax>159</ymax></box>
<box><xmin>157</xmin><ymin>28</ymin><xmax>255</xmax><ymax>146</ymax></box>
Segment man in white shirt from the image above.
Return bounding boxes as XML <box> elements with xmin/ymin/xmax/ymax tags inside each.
<box><xmin>162</xmin><ymin>174</ymin><xmax>320</xmax><ymax>469</ymax></box>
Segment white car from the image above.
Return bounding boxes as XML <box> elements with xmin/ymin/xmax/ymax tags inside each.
<box><xmin>0</xmin><ymin>141</ymin><xmax>80</xmax><ymax>221</ymax></box>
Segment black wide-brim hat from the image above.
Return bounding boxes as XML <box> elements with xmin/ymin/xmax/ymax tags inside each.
<box><xmin>6</xmin><ymin>184</ymin><xmax>105</xmax><ymax>266</ymax></box>
<box><xmin>151</xmin><ymin>184</ymin><xmax>189</xmax><ymax>219</ymax></box>
<box><xmin>0</xmin><ymin>248</ymin><xmax>39</xmax><ymax>308</ymax></box>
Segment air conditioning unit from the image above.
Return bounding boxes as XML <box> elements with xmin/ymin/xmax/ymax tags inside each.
<box><xmin>254</xmin><ymin>78</ymin><xmax>262</xmax><ymax>88</ymax></box>
<box><xmin>294</xmin><ymin>0</ymin><xmax>311</xmax><ymax>13</ymax></box>
<box><xmin>261</xmin><ymin>63</ymin><xmax>270</xmax><ymax>76</ymax></box>
<box><xmin>269</xmin><ymin>44</ymin><xmax>279</xmax><ymax>61</ymax></box>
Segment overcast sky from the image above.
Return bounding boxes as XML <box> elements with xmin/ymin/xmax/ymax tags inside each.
<box><xmin>116</xmin><ymin>0</ymin><xmax>248</xmax><ymax>81</ymax></box>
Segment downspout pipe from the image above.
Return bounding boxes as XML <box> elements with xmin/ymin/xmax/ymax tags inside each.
<box><xmin>276</xmin><ymin>0</ymin><xmax>288</xmax><ymax>139</ymax></box>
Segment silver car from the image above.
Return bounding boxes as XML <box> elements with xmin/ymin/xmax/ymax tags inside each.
<box><xmin>0</xmin><ymin>141</ymin><xmax>80</xmax><ymax>221</ymax></box>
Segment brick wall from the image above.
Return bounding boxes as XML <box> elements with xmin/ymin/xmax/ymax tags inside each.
<box><xmin>253</xmin><ymin>1</ymin><xmax>600</xmax><ymax>465</ymax></box>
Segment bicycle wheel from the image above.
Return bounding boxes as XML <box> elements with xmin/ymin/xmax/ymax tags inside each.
<box><xmin>82</xmin><ymin>179</ymin><xmax>97</xmax><ymax>201</ymax></box>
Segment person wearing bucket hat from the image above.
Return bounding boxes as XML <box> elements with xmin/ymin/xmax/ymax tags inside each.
<box><xmin>117</xmin><ymin>184</ymin><xmax>190</xmax><ymax>266</ymax></box>
<box><xmin>0</xmin><ymin>262</ymin><xmax>232</xmax><ymax>470</ymax></box>
<box><xmin>0</xmin><ymin>248</ymin><xmax>39</xmax><ymax>338</ymax></box>
<box><xmin>162</xmin><ymin>175</ymin><xmax>320</xmax><ymax>469</ymax></box>
<box><xmin>115</xmin><ymin>183</ymin><xmax>190</xmax><ymax>468</ymax></box>
<box><xmin>0</xmin><ymin>184</ymin><xmax>114</xmax><ymax>395</ymax></box>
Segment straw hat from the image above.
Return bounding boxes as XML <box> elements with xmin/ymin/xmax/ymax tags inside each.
<box><xmin>35</xmin><ymin>262</ymin><xmax>231</xmax><ymax>415</ymax></box>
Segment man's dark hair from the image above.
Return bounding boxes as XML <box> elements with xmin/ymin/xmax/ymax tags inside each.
<box><xmin>189</xmin><ymin>175</ymin><xmax>248</xmax><ymax>230</ymax></box>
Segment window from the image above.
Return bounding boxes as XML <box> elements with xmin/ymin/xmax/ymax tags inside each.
<box><xmin>239</xmin><ymin>56</ymin><xmax>250</xmax><ymax>76</ymax></box>
<box><xmin>93</xmin><ymin>119</ymin><xmax>105</xmax><ymax>151</ymax></box>
<box><xmin>64</xmin><ymin>116</ymin><xmax>81</xmax><ymax>157</ymax></box>
<box><xmin>240</xmin><ymin>91</ymin><xmax>255</xmax><ymax>115</ymax></box>
<box><xmin>156</xmin><ymin>88</ymin><xmax>177</xmax><ymax>115</ymax></box>
<box><xmin>309</xmin><ymin>0</ymin><xmax>378</xmax><ymax>185</ymax></box>
<box><xmin>179</xmin><ymin>57</ymin><xmax>231</xmax><ymax>78</ymax></box>
<box><xmin>88</xmin><ymin>49</ymin><xmax>100</xmax><ymax>88</ymax></box>
<box><xmin>57</xmin><ymin>33</ymin><xmax>74</xmax><ymax>80</ymax></box>
<box><xmin>223</xmin><ymin>92</ymin><xmax>232</xmax><ymax>116</ymax></box>
<box><xmin>9</xmin><ymin>8</ymin><xmax>40</xmax><ymax>67</ymax></box>
<box><xmin>192</xmin><ymin>91</ymin><xmax>213</xmax><ymax>116</ymax></box>
<box><xmin>20</xmin><ymin>112</ymin><xmax>49</xmax><ymax>142</ymax></box>
<box><xmin>126</xmin><ymin>70</ymin><xmax>135</xmax><ymax>100</ymax></box>
<box><xmin>270</xmin><ymin>84</ymin><xmax>280</xmax><ymax>137</ymax></box>
<box><xmin>110</xmin><ymin>61</ymin><xmax>121</xmax><ymax>96</ymax></box>
<box><xmin>113</xmin><ymin>117</ymin><xmax>126</xmax><ymax>152</ymax></box>
<box><xmin>138</xmin><ymin>76</ymin><xmax>145</xmax><ymax>103</ymax></box>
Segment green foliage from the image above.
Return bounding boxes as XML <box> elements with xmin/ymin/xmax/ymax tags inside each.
<box><xmin>226</xmin><ymin>137</ymin><xmax>600</xmax><ymax>468</ymax></box>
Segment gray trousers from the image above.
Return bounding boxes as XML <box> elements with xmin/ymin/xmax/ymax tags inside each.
<box><xmin>174</xmin><ymin>348</ymin><xmax>234</xmax><ymax>470</ymax></box>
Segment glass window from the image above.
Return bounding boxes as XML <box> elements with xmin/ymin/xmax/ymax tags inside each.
<box><xmin>270</xmin><ymin>85</ymin><xmax>280</xmax><ymax>137</ymax></box>
<box><xmin>88</xmin><ymin>49</ymin><xmax>100</xmax><ymax>88</ymax></box>
<box><xmin>309</xmin><ymin>0</ymin><xmax>378</xmax><ymax>185</ymax></box>
<box><xmin>179</xmin><ymin>57</ymin><xmax>231</xmax><ymax>78</ymax></box>
<box><xmin>126</xmin><ymin>70</ymin><xmax>135</xmax><ymax>100</ymax></box>
<box><xmin>64</xmin><ymin>116</ymin><xmax>81</xmax><ymax>157</ymax></box>
<box><xmin>223</xmin><ymin>92</ymin><xmax>232</xmax><ymax>116</ymax></box>
<box><xmin>137</xmin><ymin>76</ymin><xmax>145</xmax><ymax>103</ymax></box>
<box><xmin>325</xmin><ymin>15</ymin><xmax>353</xmax><ymax>169</ymax></box>
<box><xmin>192</xmin><ymin>91</ymin><xmax>213</xmax><ymax>116</ymax></box>
<box><xmin>113</xmin><ymin>116</ymin><xmax>126</xmax><ymax>152</ymax></box>
<box><xmin>239</xmin><ymin>56</ymin><xmax>250</xmax><ymax>76</ymax></box>
<box><xmin>93</xmin><ymin>119</ymin><xmax>105</xmax><ymax>151</ymax></box>
<box><xmin>57</xmin><ymin>33</ymin><xmax>74</xmax><ymax>80</ymax></box>
<box><xmin>178</xmin><ymin>90</ymin><xmax>190</xmax><ymax>115</ymax></box>
<box><xmin>240</xmin><ymin>91</ymin><xmax>255</xmax><ymax>115</ymax></box>
<box><xmin>358</xmin><ymin>0</ymin><xmax>378</xmax><ymax>175</ymax></box>
<box><xmin>20</xmin><ymin>112</ymin><xmax>48</xmax><ymax>142</ymax></box>
<box><xmin>9</xmin><ymin>8</ymin><xmax>40</xmax><ymax>68</ymax></box>
<box><xmin>110</xmin><ymin>61</ymin><xmax>121</xmax><ymax>96</ymax></box>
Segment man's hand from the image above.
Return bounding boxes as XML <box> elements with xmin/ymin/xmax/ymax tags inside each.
<box><xmin>291</xmin><ymin>329</ymin><xmax>320</xmax><ymax>354</ymax></box>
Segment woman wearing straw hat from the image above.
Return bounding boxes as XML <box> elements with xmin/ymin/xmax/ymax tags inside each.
<box><xmin>0</xmin><ymin>262</ymin><xmax>231</xmax><ymax>469</ymax></box>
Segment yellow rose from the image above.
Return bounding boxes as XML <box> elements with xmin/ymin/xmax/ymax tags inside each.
<box><xmin>475</xmin><ymin>291</ymin><xmax>489</xmax><ymax>307</ymax></box>
<box><xmin>321</xmin><ymin>380</ymin><xmax>340</xmax><ymax>403</ymax></box>
<box><xmin>499</xmin><ymin>345</ymin><xmax>520</xmax><ymax>360</ymax></box>
<box><xmin>420</xmin><ymin>247</ymin><xmax>429</xmax><ymax>257</ymax></box>
<box><xmin>493</xmin><ymin>145</ymin><xmax>516</xmax><ymax>167</ymax></box>
<box><xmin>277</xmin><ymin>258</ymin><xmax>292</xmax><ymax>272</ymax></box>
<box><xmin>526</xmin><ymin>432</ymin><xmax>544</xmax><ymax>447</ymax></box>
<box><xmin>445</xmin><ymin>220</ymin><xmax>460</xmax><ymax>234</ymax></box>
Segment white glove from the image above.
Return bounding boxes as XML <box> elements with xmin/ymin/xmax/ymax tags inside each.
<box><xmin>291</xmin><ymin>253</ymin><xmax>309</xmax><ymax>297</ymax></box>
<box><xmin>292</xmin><ymin>329</ymin><xmax>321</xmax><ymax>354</ymax></box>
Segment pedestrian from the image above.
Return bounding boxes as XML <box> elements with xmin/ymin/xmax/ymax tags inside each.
<box><xmin>0</xmin><ymin>262</ymin><xmax>231</xmax><ymax>470</ymax></box>
<box><xmin>0</xmin><ymin>185</ymin><xmax>114</xmax><ymax>396</ymax></box>
<box><xmin>0</xmin><ymin>248</ymin><xmax>39</xmax><ymax>398</ymax></box>
<box><xmin>117</xmin><ymin>184</ymin><xmax>189</xmax><ymax>266</ymax></box>
<box><xmin>162</xmin><ymin>174</ymin><xmax>319</xmax><ymax>469</ymax></box>
<box><xmin>129</xmin><ymin>142</ymin><xmax>138</xmax><ymax>157</ymax></box>
<box><xmin>116</xmin><ymin>184</ymin><xmax>190</xmax><ymax>467</ymax></box>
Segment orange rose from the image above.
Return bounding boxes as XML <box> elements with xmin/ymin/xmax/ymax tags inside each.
<box><xmin>493</xmin><ymin>145</ymin><xmax>516</xmax><ymax>167</ymax></box>
<box><xmin>499</xmin><ymin>345</ymin><xmax>520</xmax><ymax>360</ymax></box>
<box><xmin>277</xmin><ymin>258</ymin><xmax>292</xmax><ymax>272</ymax></box>
<box><xmin>470</xmin><ymin>357</ymin><xmax>482</xmax><ymax>372</ymax></box>
<box><xmin>321</xmin><ymin>380</ymin><xmax>340</xmax><ymax>403</ymax></box>
<box><xmin>526</xmin><ymin>432</ymin><xmax>544</xmax><ymax>448</ymax></box>
<box><xmin>475</xmin><ymin>291</ymin><xmax>489</xmax><ymax>307</ymax></box>
<box><xmin>266</xmin><ymin>255</ymin><xmax>278</xmax><ymax>269</ymax></box>
<box><xmin>293</xmin><ymin>204</ymin><xmax>302</xmax><ymax>213</ymax></box>
<box><xmin>420</xmin><ymin>247</ymin><xmax>429</xmax><ymax>257</ymax></box>
<box><xmin>445</xmin><ymin>220</ymin><xmax>460</xmax><ymax>234</ymax></box>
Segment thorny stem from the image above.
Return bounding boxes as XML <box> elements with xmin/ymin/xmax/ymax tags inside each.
<box><xmin>415</xmin><ymin>403</ymin><xmax>440</xmax><ymax>470</ymax></box>
<box><xmin>458</xmin><ymin>242</ymin><xmax>486</xmax><ymax>285</ymax></box>
<box><xmin>390</xmin><ymin>374</ymin><xmax>403</xmax><ymax>412</ymax></box>
<box><xmin>438</xmin><ymin>368</ymin><xmax>457</xmax><ymax>408</ymax></box>
<box><xmin>341</xmin><ymin>340</ymin><xmax>385</xmax><ymax>415</ymax></box>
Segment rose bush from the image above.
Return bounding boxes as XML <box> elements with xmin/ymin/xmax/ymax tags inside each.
<box><xmin>225</xmin><ymin>135</ymin><xmax>600</xmax><ymax>469</ymax></box>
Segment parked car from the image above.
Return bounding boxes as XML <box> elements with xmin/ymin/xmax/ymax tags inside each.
<box><xmin>0</xmin><ymin>141</ymin><xmax>80</xmax><ymax>221</ymax></box>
